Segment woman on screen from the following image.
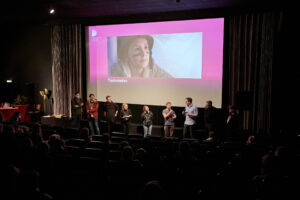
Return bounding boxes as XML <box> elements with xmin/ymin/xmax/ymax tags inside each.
<box><xmin>111</xmin><ymin>35</ymin><xmax>172</xmax><ymax>78</ymax></box>
<box><xmin>141</xmin><ymin>105</ymin><xmax>153</xmax><ymax>138</ymax></box>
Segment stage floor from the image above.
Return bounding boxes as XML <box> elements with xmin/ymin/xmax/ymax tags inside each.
<box><xmin>41</xmin><ymin>116</ymin><xmax>207</xmax><ymax>139</ymax></box>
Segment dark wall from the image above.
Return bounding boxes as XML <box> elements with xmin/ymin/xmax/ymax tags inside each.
<box><xmin>0</xmin><ymin>24</ymin><xmax>52</xmax><ymax>105</ymax></box>
<box><xmin>271</xmin><ymin>7</ymin><xmax>299</xmax><ymax>133</ymax></box>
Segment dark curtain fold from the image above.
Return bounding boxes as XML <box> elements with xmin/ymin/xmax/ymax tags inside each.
<box><xmin>51</xmin><ymin>24</ymin><xmax>82</xmax><ymax>117</ymax></box>
<box><xmin>227</xmin><ymin>11</ymin><xmax>282</xmax><ymax>134</ymax></box>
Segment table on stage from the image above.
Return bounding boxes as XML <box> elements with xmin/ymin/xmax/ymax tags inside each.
<box><xmin>0</xmin><ymin>107</ymin><xmax>19</xmax><ymax>121</ymax></box>
<box><xmin>11</xmin><ymin>104</ymin><xmax>29</xmax><ymax>122</ymax></box>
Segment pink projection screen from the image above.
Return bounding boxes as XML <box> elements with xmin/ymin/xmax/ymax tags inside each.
<box><xmin>86</xmin><ymin>18</ymin><xmax>224</xmax><ymax>108</ymax></box>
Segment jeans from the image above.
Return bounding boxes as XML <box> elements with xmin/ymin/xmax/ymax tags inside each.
<box><xmin>88</xmin><ymin>117</ymin><xmax>100</xmax><ymax>136</ymax></box>
<box><xmin>183</xmin><ymin>124</ymin><xmax>194</xmax><ymax>138</ymax></box>
<box><xmin>143</xmin><ymin>125</ymin><xmax>152</xmax><ymax>138</ymax></box>
<box><xmin>164</xmin><ymin>125</ymin><xmax>174</xmax><ymax>137</ymax></box>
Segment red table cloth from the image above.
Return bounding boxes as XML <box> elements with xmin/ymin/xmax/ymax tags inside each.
<box><xmin>0</xmin><ymin>107</ymin><xmax>19</xmax><ymax>121</ymax></box>
<box><xmin>12</xmin><ymin>104</ymin><xmax>29</xmax><ymax>122</ymax></box>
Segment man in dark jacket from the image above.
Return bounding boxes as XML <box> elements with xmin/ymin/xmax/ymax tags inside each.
<box><xmin>225</xmin><ymin>105</ymin><xmax>241</xmax><ymax>141</ymax></box>
<box><xmin>103</xmin><ymin>96</ymin><xmax>119</xmax><ymax>134</ymax></box>
<box><xmin>71</xmin><ymin>92</ymin><xmax>84</xmax><ymax>128</ymax></box>
<box><xmin>204</xmin><ymin>100</ymin><xmax>217</xmax><ymax>141</ymax></box>
<box><xmin>204</xmin><ymin>101</ymin><xmax>217</xmax><ymax>131</ymax></box>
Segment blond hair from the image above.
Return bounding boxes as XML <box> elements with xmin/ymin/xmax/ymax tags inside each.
<box><xmin>143</xmin><ymin>105</ymin><xmax>149</xmax><ymax>111</ymax></box>
<box><xmin>122</xmin><ymin>103</ymin><xmax>128</xmax><ymax>110</ymax></box>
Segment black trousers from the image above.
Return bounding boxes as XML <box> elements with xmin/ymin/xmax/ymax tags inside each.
<box><xmin>107</xmin><ymin>121</ymin><xmax>115</xmax><ymax>134</ymax></box>
<box><xmin>71</xmin><ymin>114</ymin><xmax>81</xmax><ymax>128</ymax></box>
<box><xmin>122</xmin><ymin>122</ymin><xmax>131</xmax><ymax>136</ymax></box>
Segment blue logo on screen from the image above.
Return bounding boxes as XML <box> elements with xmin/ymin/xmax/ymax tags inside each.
<box><xmin>92</xmin><ymin>30</ymin><xmax>97</xmax><ymax>37</ymax></box>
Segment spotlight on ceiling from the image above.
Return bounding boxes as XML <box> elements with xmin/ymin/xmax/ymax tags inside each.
<box><xmin>49</xmin><ymin>9</ymin><xmax>55</xmax><ymax>14</ymax></box>
<box><xmin>6</xmin><ymin>80</ymin><xmax>13</xmax><ymax>83</ymax></box>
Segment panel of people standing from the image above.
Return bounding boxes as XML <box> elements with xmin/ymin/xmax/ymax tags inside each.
<box><xmin>71</xmin><ymin>92</ymin><xmax>240</xmax><ymax>140</ymax></box>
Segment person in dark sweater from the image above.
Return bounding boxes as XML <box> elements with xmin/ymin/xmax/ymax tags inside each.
<box><xmin>204</xmin><ymin>100</ymin><xmax>217</xmax><ymax>141</ymax></box>
<box><xmin>141</xmin><ymin>105</ymin><xmax>153</xmax><ymax>138</ymax></box>
<box><xmin>120</xmin><ymin>103</ymin><xmax>132</xmax><ymax>136</ymax></box>
<box><xmin>225</xmin><ymin>105</ymin><xmax>241</xmax><ymax>141</ymax></box>
<box><xmin>71</xmin><ymin>92</ymin><xmax>84</xmax><ymax>128</ymax></box>
<box><xmin>103</xmin><ymin>96</ymin><xmax>119</xmax><ymax>134</ymax></box>
<box><xmin>162</xmin><ymin>102</ymin><xmax>176</xmax><ymax>137</ymax></box>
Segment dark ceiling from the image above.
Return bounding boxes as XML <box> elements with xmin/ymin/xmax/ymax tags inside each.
<box><xmin>3</xmin><ymin>0</ymin><xmax>284</xmax><ymax>24</ymax></box>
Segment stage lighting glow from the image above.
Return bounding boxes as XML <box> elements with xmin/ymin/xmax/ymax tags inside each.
<box><xmin>49</xmin><ymin>9</ymin><xmax>55</xmax><ymax>14</ymax></box>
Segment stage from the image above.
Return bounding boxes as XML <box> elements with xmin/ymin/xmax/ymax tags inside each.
<box><xmin>41</xmin><ymin>115</ymin><xmax>208</xmax><ymax>139</ymax></box>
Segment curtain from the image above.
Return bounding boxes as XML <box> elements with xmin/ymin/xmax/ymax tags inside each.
<box><xmin>51</xmin><ymin>24</ymin><xmax>82</xmax><ymax>117</ymax></box>
<box><xmin>227</xmin><ymin>11</ymin><xmax>283</xmax><ymax>134</ymax></box>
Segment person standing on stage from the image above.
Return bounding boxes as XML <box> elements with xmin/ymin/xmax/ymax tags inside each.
<box><xmin>204</xmin><ymin>100</ymin><xmax>217</xmax><ymax>132</ymax></box>
<box><xmin>120</xmin><ymin>103</ymin><xmax>132</xmax><ymax>136</ymax></box>
<box><xmin>71</xmin><ymin>92</ymin><xmax>84</xmax><ymax>128</ymax></box>
<box><xmin>103</xmin><ymin>96</ymin><xmax>119</xmax><ymax>134</ymax></box>
<box><xmin>225</xmin><ymin>105</ymin><xmax>241</xmax><ymax>141</ymax></box>
<box><xmin>141</xmin><ymin>105</ymin><xmax>153</xmax><ymax>138</ymax></box>
<box><xmin>182</xmin><ymin>97</ymin><xmax>198</xmax><ymax>138</ymax></box>
<box><xmin>86</xmin><ymin>93</ymin><xmax>100</xmax><ymax>136</ymax></box>
<box><xmin>204</xmin><ymin>100</ymin><xmax>217</xmax><ymax>141</ymax></box>
<box><xmin>162</xmin><ymin>102</ymin><xmax>176</xmax><ymax>137</ymax></box>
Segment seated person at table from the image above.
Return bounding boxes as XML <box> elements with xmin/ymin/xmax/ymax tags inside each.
<box><xmin>13</xmin><ymin>95</ymin><xmax>24</xmax><ymax>105</ymax></box>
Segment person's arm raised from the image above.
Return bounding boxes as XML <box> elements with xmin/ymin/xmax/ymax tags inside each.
<box><xmin>172</xmin><ymin>111</ymin><xmax>177</xmax><ymax>119</ymax></box>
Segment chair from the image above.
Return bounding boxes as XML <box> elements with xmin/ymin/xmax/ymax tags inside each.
<box><xmin>128</xmin><ymin>138</ymin><xmax>143</xmax><ymax>147</ymax></box>
<box><xmin>111</xmin><ymin>136</ymin><xmax>126</xmax><ymax>143</ymax></box>
<box><xmin>128</xmin><ymin>133</ymin><xmax>143</xmax><ymax>139</ymax></box>
<box><xmin>92</xmin><ymin>135</ymin><xmax>103</xmax><ymax>141</ymax></box>
<box><xmin>65</xmin><ymin>138</ymin><xmax>86</xmax><ymax>148</ymax></box>
<box><xmin>27</xmin><ymin>104</ymin><xmax>41</xmax><ymax>122</ymax></box>
<box><xmin>109</xmin><ymin>150</ymin><xmax>122</xmax><ymax>161</ymax></box>
<box><xmin>85</xmin><ymin>141</ymin><xmax>105</xmax><ymax>149</ymax></box>
<box><xmin>65</xmin><ymin>146</ymin><xmax>80</xmax><ymax>157</ymax></box>
<box><xmin>149</xmin><ymin>135</ymin><xmax>161</xmax><ymax>141</ymax></box>
<box><xmin>183</xmin><ymin>138</ymin><xmax>199</xmax><ymax>143</ymax></box>
<box><xmin>62</xmin><ymin>128</ymin><xmax>79</xmax><ymax>139</ymax></box>
<box><xmin>80</xmin><ymin>148</ymin><xmax>104</xmax><ymax>159</ymax></box>
<box><xmin>168</xmin><ymin>137</ymin><xmax>180</xmax><ymax>142</ymax></box>
<box><xmin>150</xmin><ymin>140</ymin><xmax>163</xmax><ymax>148</ymax></box>
<box><xmin>109</xmin><ymin>142</ymin><xmax>120</xmax><ymax>150</ymax></box>
<box><xmin>111</xmin><ymin>132</ymin><xmax>126</xmax><ymax>138</ymax></box>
